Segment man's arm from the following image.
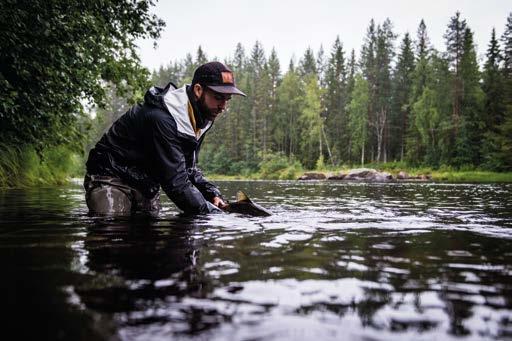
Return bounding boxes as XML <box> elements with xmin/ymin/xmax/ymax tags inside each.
<box><xmin>188</xmin><ymin>167</ymin><xmax>227</xmax><ymax>208</ymax></box>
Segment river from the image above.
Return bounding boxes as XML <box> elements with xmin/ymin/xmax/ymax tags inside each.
<box><xmin>1</xmin><ymin>180</ymin><xmax>511</xmax><ymax>340</ymax></box>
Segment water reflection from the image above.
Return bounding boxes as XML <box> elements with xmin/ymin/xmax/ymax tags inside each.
<box><xmin>73</xmin><ymin>216</ymin><xmax>223</xmax><ymax>338</ymax></box>
<box><xmin>1</xmin><ymin>181</ymin><xmax>512</xmax><ymax>340</ymax></box>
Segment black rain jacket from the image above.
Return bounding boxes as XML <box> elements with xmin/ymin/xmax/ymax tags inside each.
<box><xmin>85</xmin><ymin>83</ymin><xmax>222</xmax><ymax>214</ymax></box>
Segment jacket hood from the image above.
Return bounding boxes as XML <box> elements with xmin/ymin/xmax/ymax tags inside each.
<box><xmin>144</xmin><ymin>82</ymin><xmax>178</xmax><ymax>109</ymax></box>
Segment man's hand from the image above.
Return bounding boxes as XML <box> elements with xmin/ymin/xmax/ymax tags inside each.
<box><xmin>211</xmin><ymin>196</ymin><xmax>228</xmax><ymax>209</ymax></box>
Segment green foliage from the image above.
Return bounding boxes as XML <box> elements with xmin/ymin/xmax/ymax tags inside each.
<box><xmin>324</xmin><ymin>36</ymin><xmax>348</xmax><ymax>163</ymax></box>
<box><xmin>412</xmin><ymin>86</ymin><xmax>446</xmax><ymax>166</ymax></box>
<box><xmin>299</xmin><ymin>48</ymin><xmax>317</xmax><ymax>78</ymax></box>
<box><xmin>502</xmin><ymin>13</ymin><xmax>512</xmax><ymax>74</ymax></box>
<box><xmin>275</xmin><ymin>69</ymin><xmax>305</xmax><ymax>157</ymax></box>
<box><xmin>85</xmin><ymin>85</ymin><xmax>132</xmax><ymax>152</ymax></box>
<box><xmin>347</xmin><ymin>75</ymin><xmax>370</xmax><ymax>164</ymax></box>
<box><xmin>483</xmin><ymin>113</ymin><xmax>512</xmax><ymax>171</ymax></box>
<box><xmin>0</xmin><ymin>143</ymin><xmax>82</xmax><ymax>187</ymax></box>
<box><xmin>315</xmin><ymin>155</ymin><xmax>325</xmax><ymax>171</ymax></box>
<box><xmin>298</xmin><ymin>76</ymin><xmax>324</xmax><ymax>169</ymax></box>
<box><xmin>200</xmin><ymin>145</ymin><xmax>231</xmax><ymax>174</ymax></box>
<box><xmin>0</xmin><ymin>0</ymin><xmax>164</xmax><ymax>150</ymax></box>
<box><xmin>431</xmin><ymin>170</ymin><xmax>512</xmax><ymax>183</ymax></box>
<box><xmin>453</xmin><ymin>28</ymin><xmax>485</xmax><ymax>167</ymax></box>
<box><xmin>444</xmin><ymin>11</ymin><xmax>467</xmax><ymax>71</ymax></box>
<box><xmin>390</xmin><ymin>33</ymin><xmax>415</xmax><ymax>160</ymax></box>
<box><xmin>364</xmin><ymin>161</ymin><xmax>409</xmax><ymax>172</ymax></box>
<box><xmin>258</xmin><ymin>152</ymin><xmax>303</xmax><ymax>180</ymax></box>
<box><xmin>193</xmin><ymin>13</ymin><xmax>511</xmax><ymax>176</ymax></box>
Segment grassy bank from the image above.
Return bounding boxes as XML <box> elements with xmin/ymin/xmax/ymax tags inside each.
<box><xmin>359</xmin><ymin>162</ymin><xmax>512</xmax><ymax>182</ymax></box>
<box><xmin>209</xmin><ymin>161</ymin><xmax>512</xmax><ymax>183</ymax></box>
<box><xmin>208</xmin><ymin>170</ymin><xmax>512</xmax><ymax>182</ymax></box>
<box><xmin>316</xmin><ymin>162</ymin><xmax>512</xmax><ymax>183</ymax></box>
<box><xmin>428</xmin><ymin>170</ymin><xmax>512</xmax><ymax>183</ymax></box>
<box><xmin>0</xmin><ymin>143</ymin><xmax>84</xmax><ymax>188</ymax></box>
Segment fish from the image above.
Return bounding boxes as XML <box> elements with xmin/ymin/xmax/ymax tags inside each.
<box><xmin>222</xmin><ymin>191</ymin><xmax>271</xmax><ymax>217</ymax></box>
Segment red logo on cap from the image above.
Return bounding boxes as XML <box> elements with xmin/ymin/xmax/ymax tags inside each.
<box><xmin>221</xmin><ymin>72</ymin><xmax>234</xmax><ymax>84</ymax></box>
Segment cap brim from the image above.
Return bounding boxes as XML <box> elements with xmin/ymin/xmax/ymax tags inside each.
<box><xmin>207</xmin><ymin>85</ymin><xmax>247</xmax><ymax>97</ymax></box>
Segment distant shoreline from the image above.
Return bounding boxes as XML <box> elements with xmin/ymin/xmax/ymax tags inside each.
<box><xmin>208</xmin><ymin>169</ymin><xmax>512</xmax><ymax>183</ymax></box>
<box><xmin>2</xmin><ymin>169</ymin><xmax>512</xmax><ymax>189</ymax></box>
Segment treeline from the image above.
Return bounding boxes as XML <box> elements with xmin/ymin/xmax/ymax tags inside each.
<box><xmin>152</xmin><ymin>12</ymin><xmax>512</xmax><ymax>173</ymax></box>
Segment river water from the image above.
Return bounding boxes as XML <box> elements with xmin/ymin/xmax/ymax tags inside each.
<box><xmin>1</xmin><ymin>180</ymin><xmax>511</xmax><ymax>340</ymax></box>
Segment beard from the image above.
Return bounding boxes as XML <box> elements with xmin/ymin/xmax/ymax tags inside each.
<box><xmin>197</xmin><ymin>93</ymin><xmax>217</xmax><ymax>122</ymax></box>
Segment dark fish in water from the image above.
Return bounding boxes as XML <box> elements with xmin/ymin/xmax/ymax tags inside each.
<box><xmin>222</xmin><ymin>191</ymin><xmax>271</xmax><ymax>217</ymax></box>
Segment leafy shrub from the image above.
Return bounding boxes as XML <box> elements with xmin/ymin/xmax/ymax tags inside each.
<box><xmin>0</xmin><ymin>143</ymin><xmax>82</xmax><ymax>187</ymax></box>
<box><xmin>258</xmin><ymin>152</ymin><xmax>303</xmax><ymax>180</ymax></box>
<box><xmin>315</xmin><ymin>155</ymin><xmax>325</xmax><ymax>171</ymax></box>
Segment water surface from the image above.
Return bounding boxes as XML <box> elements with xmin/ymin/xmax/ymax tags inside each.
<box><xmin>1</xmin><ymin>180</ymin><xmax>511</xmax><ymax>340</ymax></box>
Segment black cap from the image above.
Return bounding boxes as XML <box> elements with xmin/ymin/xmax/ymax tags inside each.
<box><xmin>192</xmin><ymin>61</ymin><xmax>246</xmax><ymax>97</ymax></box>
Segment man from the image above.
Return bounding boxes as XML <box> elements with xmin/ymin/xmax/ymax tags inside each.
<box><xmin>84</xmin><ymin>61</ymin><xmax>246</xmax><ymax>215</ymax></box>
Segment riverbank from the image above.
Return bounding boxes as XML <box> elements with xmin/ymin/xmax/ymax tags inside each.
<box><xmin>0</xmin><ymin>143</ymin><xmax>84</xmax><ymax>188</ymax></box>
<box><xmin>427</xmin><ymin>170</ymin><xmax>512</xmax><ymax>183</ymax></box>
<box><xmin>208</xmin><ymin>168</ymin><xmax>512</xmax><ymax>183</ymax></box>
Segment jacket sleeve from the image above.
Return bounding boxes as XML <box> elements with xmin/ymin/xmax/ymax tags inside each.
<box><xmin>188</xmin><ymin>167</ymin><xmax>223</xmax><ymax>201</ymax></box>
<box><xmin>148</xmin><ymin>111</ymin><xmax>219</xmax><ymax>214</ymax></box>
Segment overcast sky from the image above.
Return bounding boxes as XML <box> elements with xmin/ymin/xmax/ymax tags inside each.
<box><xmin>136</xmin><ymin>0</ymin><xmax>511</xmax><ymax>72</ymax></box>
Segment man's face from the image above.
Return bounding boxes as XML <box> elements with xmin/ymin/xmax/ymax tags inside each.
<box><xmin>197</xmin><ymin>87</ymin><xmax>232</xmax><ymax>121</ymax></box>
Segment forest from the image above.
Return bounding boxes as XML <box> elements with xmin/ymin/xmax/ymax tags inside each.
<box><xmin>149</xmin><ymin>13</ymin><xmax>512</xmax><ymax>177</ymax></box>
<box><xmin>1</xmin><ymin>1</ymin><xmax>512</xmax><ymax>186</ymax></box>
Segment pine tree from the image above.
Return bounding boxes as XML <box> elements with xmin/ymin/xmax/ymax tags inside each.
<box><xmin>360</xmin><ymin>19</ymin><xmax>377</xmax><ymax>161</ymax></box>
<box><xmin>501</xmin><ymin>13</ymin><xmax>512</xmax><ymax>122</ymax></box>
<box><xmin>183</xmin><ymin>53</ymin><xmax>195</xmax><ymax>83</ymax></box>
<box><xmin>346</xmin><ymin>49</ymin><xmax>357</xmax><ymax>101</ymax></box>
<box><xmin>299</xmin><ymin>76</ymin><xmax>323</xmax><ymax>168</ymax></box>
<box><xmin>414</xmin><ymin>19</ymin><xmax>431</xmax><ymax>96</ymax></box>
<box><xmin>391</xmin><ymin>33</ymin><xmax>415</xmax><ymax>161</ymax></box>
<box><xmin>483</xmin><ymin>29</ymin><xmax>504</xmax><ymax>128</ymax></box>
<box><xmin>502</xmin><ymin>13</ymin><xmax>512</xmax><ymax>77</ymax></box>
<box><xmin>267</xmin><ymin>48</ymin><xmax>281</xmax><ymax>153</ymax></box>
<box><xmin>225</xmin><ymin>43</ymin><xmax>247</xmax><ymax>161</ymax></box>
<box><xmin>406</xmin><ymin>19</ymin><xmax>431</xmax><ymax>165</ymax></box>
<box><xmin>373</xmin><ymin>19</ymin><xmax>396</xmax><ymax>162</ymax></box>
<box><xmin>359</xmin><ymin>19</ymin><xmax>396</xmax><ymax>162</ymax></box>
<box><xmin>347</xmin><ymin>74</ymin><xmax>370</xmax><ymax>165</ymax></box>
<box><xmin>481</xmin><ymin>28</ymin><xmax>506</xmax><ymax>169</ymax></box>
<box><xmin>196</xmin><ymin>46</ymin><xmax>208</xmax><ymax>66</ymax></box>
<box><xmin>444</xmin><ymin>11</ymin><xmax>467</xmax><ymax>146</ymax></box>
<box><xmin>268</xmin><ymin>49</ymin><xmax>281</xmax><ymax>102</ymax></box>
<box><xmin>345</xmin><ymin>49</ymin><xmax>357</xmax><ymax>162</ymax></box>
<box><xmin>324</xmin><ymin>36</ymin><xmax>347</xmax><ymax>164</ymax></box>
<box><xmin>232</xmin><ymin>43</ymin><xmax>246</xmax><ymax>71</ymax></box>
<box><xmin>492</xmin><ymin>12</ymin><xmax>512</xmax><ymax>170</ymax></box>
<box><xmin>453</xmin><ymin>27</ymin><xmax>485</xmax><ymax>167</ymax></box>
<box><xmin>288</xmin><ymin>58</ymin><xmax>296</xmax><ymax>73</ymax></box>
<box><xmin>417</xmin><ymin>19</ymin><xmax>430</xmax><ymax>58</ymax></box>
<box><xmin>276</xmin><ymin>68</ymin><xmax>304</xmax><ymax>157</ymax></box>
<box><xmin>317</xmin><ymin>45</ymin><xmax>326</xmax><ymax>87</ymax></box>
<box><xmin>299</xmin><ymin>47</ymin><xmax>317</xmax><ymax>79</ymax></box>
<box><xmin>246</xmin><ymin>41</ymin><xmax>268</xmax><ymax>167</ymax></box>
<box><xmin>360</xmin><ymin>19</ymin><xmax>377</xmax><ymax>84</ymax></box>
